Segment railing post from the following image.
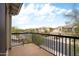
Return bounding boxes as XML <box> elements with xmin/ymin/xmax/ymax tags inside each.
<box><xmin>59</xmin><ymin>37</ymin><xmax>60</xmax><ymax>56</ymax></box>
<box><xmin>74</xmin><ymin>38</ymin><xmax>76</xmax><ymax>56</ymax></box>
<box><xmin>65</xmin><ymin>38</ymin><xmax>67</xmax><ymax>56</ymax></box>
<box><xmin>54</xmin><ymin>36</ymin><xmax>55</xmax><ymax>55</ymax></box>
<box><xmin>56</xmin><ymin>36</ymin><xmax>57</xmax><ymax>55</ymax></box>
<box><xmin>69</xmin><ymin>38</ymin><xmax>71</xmax><ymax>56</ymax></box>
<box><xmin>32</xmin><ymin>33</ymin><xmax>34</xmax><ymax>43</ymax></box>
<box><xmin>62</xmin><ymin>37</ymin><xmax>63</xmax><ymax>56</ymax></box>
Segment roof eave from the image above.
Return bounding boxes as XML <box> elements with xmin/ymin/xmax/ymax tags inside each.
<box><xmin>9</xmin><ymin>3</ymin><xmax>23</xmax><ymax>15</ymax></box>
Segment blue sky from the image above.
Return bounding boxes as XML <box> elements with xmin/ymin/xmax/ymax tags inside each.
<box><xmin>12</xmin><ymin>3</ymin><xmax>79</xmax><ymax>29</ymax></box>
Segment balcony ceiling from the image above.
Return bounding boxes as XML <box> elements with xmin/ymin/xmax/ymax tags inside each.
<box><xmin>9</xmin><ymin>3</ymin><xmax>23</xmax><ymax>15</ymax></box>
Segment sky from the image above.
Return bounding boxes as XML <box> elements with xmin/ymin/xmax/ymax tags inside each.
<box><xmin>4</xmin><ymin>0</ymin><xmax>79</xmax><ymax>3</ymax></box>
<box><xmin>12</xmin><ymin>3</ymin><xmax>79</xmax><ymax>29</ymax></box>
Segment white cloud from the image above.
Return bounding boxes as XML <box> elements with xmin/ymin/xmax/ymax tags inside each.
<box><xmin>34</xmin><ymin>15</ymin><xmax>46</xmax><ymax>21</ymax></box>
<box><xmin>38</xmin><ymin>4</ymin><xmax>51</xmax><ymax>15</ymax></box>
<box><xmin>37</xmin><ymin>4</ymin><xmax>68</xmax><ymax>16</ymax></box>
<box><xmin>65</xmin><ymin>9</ymin><xmax>74</xmax><ymax>16</ymax></box>
<box><xmin>12</xmin><ymin>3</ymin><xmax>72</xmax><ymax>29</ymax></box>
<box><xmin>19</xmin><ymin>4</ymin><xmax>35</xmax><ymax>15</ymax></box>
<box><xmin>50</xmin><ymin>6</ymin><xmax>68</xmax><ymax>15</ymax></box>
<box><xmin>17</xmin><ymin>17</ymin><xmax>30</xmax><ymax>25</ymax></box>
<box><xmin>56</xmin><ymin>8</ymin><xmax>67</xmax><ymax>14</ymax></box>
<box><xmin>20</xmin><ymin>3</ymin><xmax>69</xmax><ymax>17</ymax></box>
<box><xmin>12</xmin><ymin>16</ymin><xmax>30</xmax><ymax>26</ymax></box>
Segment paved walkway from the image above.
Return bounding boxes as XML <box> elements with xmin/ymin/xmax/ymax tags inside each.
<box><xmin>9</xmin><ymin>43</ymin><xmax>53</xmax><ymax>56</ymax></box>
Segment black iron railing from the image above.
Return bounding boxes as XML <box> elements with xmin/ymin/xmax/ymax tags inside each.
<box><xmin>11</xmin><ymin>32</ymin><xmax>79</xmax><ymax>56</ymax></box>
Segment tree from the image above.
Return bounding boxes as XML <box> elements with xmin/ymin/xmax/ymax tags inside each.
<box><xmin>49</xmin><ymin>28</ymin><xmax>53</xmax><ymax>32</ymax></box>
<box><xmin>11</xmin><ymin>27</ymin><xmax>24</xmax><ymax>33</ymax></box>
<box><xmin>64</xmin><ymin>4</ymin><xmax>79</xmax><ymax>35</ymax></box>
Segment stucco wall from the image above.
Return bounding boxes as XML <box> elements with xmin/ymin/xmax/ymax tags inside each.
<box><xmin>0</xmin><ymin>3</ymin><xmax>12</xmax><ymax>56</ymax></box>
<box><xmin>6</xmin><ymin>4</ymin><xmax>11</xmax><ymax>56</ymax></box>
<box><xmin>0</xmin><ymin>3</ymin><xmax>22</xmax><ymax>56</ymax></box>
<box><xmin>0</xmin><ymin>3</ymin><xmax>6</xmax><ymax>55</ymax></box>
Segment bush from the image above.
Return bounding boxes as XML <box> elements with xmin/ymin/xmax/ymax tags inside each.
<box><xmin>27</xmin><ymin>38</ymin><xmax>32</xmax><ymax>43</ymax></box>
<box><xmin>24</xmin><ymin>39</ymin><xmax>32</xmax><ymax>44</ymax></box>
<box><xmin>32</xmin><ymin>34</ymin><xmax>44</xmax><ymax>45</ymax></box>
<box><xmin>24</xmin><ymin>35</ymin><xmax>32</xmax><ymax>44</ymax></box>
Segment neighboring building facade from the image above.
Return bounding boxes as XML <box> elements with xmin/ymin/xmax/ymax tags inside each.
<box><xmin>50</xmin><ymin>26</ymin><xmax>63</xmax><ymax>35</ymax></box>
<box><xmin>0</xmin><ymin>3</ymin><xmax>22</xmax><ymax>55</ymax></box>
<box><xmin>50</xmin><ymin>25</ymin><xmax>77</xmax><ymax>35</ymax></box>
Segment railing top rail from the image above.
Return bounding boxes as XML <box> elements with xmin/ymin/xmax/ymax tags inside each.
<box><xmin>12</xmin><ymin>32</ymin><xmax>79</xmax><ymax>39</ymax></box>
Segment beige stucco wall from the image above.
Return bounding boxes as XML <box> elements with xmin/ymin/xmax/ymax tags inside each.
<box><xmin>6</xmin><ymin>3</ymin><xmax>22</xmax><ymax>55</ymax></box>
<box><xmin>0</xmin><ymin>3</ymin><xmax>22</xmax><ymax>56</ymax></box>
<box><xmin>6</xmin><ymin>4</ymin><xmax>12</xmax><ymax>55</ymax></box>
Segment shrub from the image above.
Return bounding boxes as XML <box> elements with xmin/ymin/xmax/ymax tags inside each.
<box><xmin>32</xmin><ymin>34</ymin><xmax>44</xmax><ymax>45</ymax></box>
<box><xmin>24</xmin><ymin>35</ymin><xmax>32</xmax><ymax>44</ymax></box>
<box><xmin>24</xmin><ymin>39</ymin><xmax>32</xmax><ymax>44</ymax></box>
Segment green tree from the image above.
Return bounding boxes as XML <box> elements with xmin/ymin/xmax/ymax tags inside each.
<box><xmin>64</xmin><ymin>4</ymin><xmax>79</xmax><ymax>35</ymax></box>
<box><xmin>11</xmin><ymin>27</ymin><xmax>24</xmax><ymax>33</ymax></box>
<box><xmin>32</xmin><ymin>34</ymin><xmax>44</xmax><ymax>45</ymax></box>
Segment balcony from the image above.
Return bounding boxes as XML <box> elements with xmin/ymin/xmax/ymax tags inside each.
<box><xmin>9</xmin><ymin>43</ymin><xmax>52</xmax><ymax>56</ymax></box>
<box><xmin>9</xmin><ymin>32</ymin><xmax>79</xmax><ymax>56</ymax></box>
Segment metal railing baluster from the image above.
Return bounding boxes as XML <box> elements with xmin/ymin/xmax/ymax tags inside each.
<box><xmin>59</xmin><ymin>37</ymin><xmax>60</xmax><ymax>56</ymax></box>
<box><xmin>56</xmin><ymin>36</ymin><xmax>57</xmax><ymax>55</ymax></box>
<box><xmin>62</xmin><ymin>37</ymin><xmax>63</xmax><ymax>56</ymax></box>
<box><xmin>69</xmin><ymin>38</ymin><xmax>71</xmax><ymax>56</ymax></box>
<box><xmin>74</xmin><ymin>38</ymin><xmax>76</xmax><ymax>56</ymax></box>
<box><xmin>65</xmin><ymin>38</ymin><xmax>67</xmax><ymax>56</ymax></box>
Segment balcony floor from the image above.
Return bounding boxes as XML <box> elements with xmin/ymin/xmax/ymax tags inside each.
<box><xmin>9</xmin><ymin>43</ymin><xmax>53</xmax><ymax>56</ymax></box>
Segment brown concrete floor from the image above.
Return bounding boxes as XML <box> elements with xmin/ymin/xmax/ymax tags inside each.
<box><xmin>9</xmin><ymin>43</ymin><xmax>53</xmax><ymax>56</ymax></box>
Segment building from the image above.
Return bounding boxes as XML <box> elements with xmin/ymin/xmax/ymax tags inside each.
<box><xmin>50</xmin><ymin>26</ymin><xmax>63</xmax><ymax>35</ymax></box>
<box><xmin>0</xmin><ymin>3</ymin><xmax>22</xmax><ymax>55</ymax></box>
